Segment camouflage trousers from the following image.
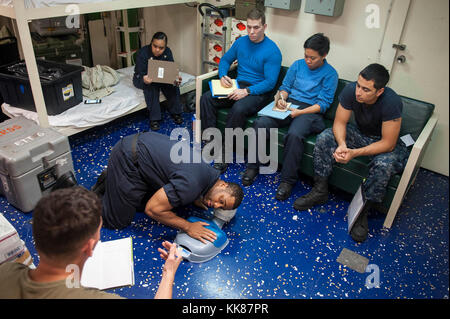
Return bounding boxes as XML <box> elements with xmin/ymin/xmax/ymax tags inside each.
<box><xmin>313</xmin><ymin>125</ymin><xmax>409</xmax><ymax>203</ymax></box>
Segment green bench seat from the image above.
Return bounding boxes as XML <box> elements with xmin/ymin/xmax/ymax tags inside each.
<box><xmin>194</xmin><ymin>66</ymin><xmax>437</xmax><ymax>228</ymax></box>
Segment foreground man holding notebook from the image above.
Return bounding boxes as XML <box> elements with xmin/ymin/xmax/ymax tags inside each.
<box><xmin>199</xmin><ymin>8</ymin><xmax>282</xmax><ymax>173</ymax></box>
<box><xmin>0</xmin><ymin>187</ymin><xmax>182</xmax><ymax>299</ymax></box>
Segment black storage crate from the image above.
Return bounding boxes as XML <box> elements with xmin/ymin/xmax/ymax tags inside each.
<box><xmin>0</xmin><ymin>59</ymin><xmax>83</xmax><ymax>115</ymax></box>
<box><xmin>0</xmin><ymin>37</ymin><xmax>20</xmax><ymax>66</ymax></box>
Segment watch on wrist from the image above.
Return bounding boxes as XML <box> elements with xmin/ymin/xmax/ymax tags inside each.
<box><xmin>245</xmin><ymin>87</ymin><xmax>251</xmax><ymax>94</ymax></box>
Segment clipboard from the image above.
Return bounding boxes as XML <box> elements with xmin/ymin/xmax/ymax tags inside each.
<box><xmin>147</xmin><ymin>59</ymin><xmax>179</xmax><ymax>84</ymax></box>
<box><xmin>347</xmin><ymin>184</ymin><xmax>367</xmax><ymax>233</ymax></box>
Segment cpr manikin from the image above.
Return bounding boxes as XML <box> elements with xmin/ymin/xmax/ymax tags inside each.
<box><xmin>174</xmin><ymin>208</ymin><xmax>237</xmax><ymax>263</ymax></box>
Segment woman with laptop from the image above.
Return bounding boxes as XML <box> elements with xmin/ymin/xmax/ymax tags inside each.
<box><xmin>133</xmin><ymin>31</ymin><xmax>183</xmax><ymax>131</ymax></box>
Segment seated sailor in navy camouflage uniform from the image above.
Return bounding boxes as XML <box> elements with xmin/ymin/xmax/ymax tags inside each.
<box><xmin>293</xmin><ymin>64</ymin><xmax>409</xmax><ymax>243</ymax></box>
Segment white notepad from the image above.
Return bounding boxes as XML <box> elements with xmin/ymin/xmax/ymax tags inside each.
<box><xmin>81</xmin><ymin>237</ymin><xmax>134</xmax><ymax>290</ymax></box>
<box><xmin>209</xmin><ymin>79</ymin><xmax>239</xmax><ymax>97</ymax></box>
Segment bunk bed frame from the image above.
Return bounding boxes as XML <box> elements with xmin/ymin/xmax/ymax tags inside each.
<box><xmin>0</xmin><ymin>0</ymin><xmax>196</xmax><ymax>136</ymax></box>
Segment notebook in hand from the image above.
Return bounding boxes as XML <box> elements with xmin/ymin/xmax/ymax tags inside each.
<box><xmin>147</xmin><ymin>59</ymin><xmax>179</xmax><ymax>84</ymax></box>
<box><xmin>258</xmin><ymin>100</ymin><xmax>293</xmax><ymax>120</ymax></box>
<box><xmin>209</xmin><ymin>79</ymin><xmax>240</xmax><ymax>98</ymax></box>
<box><xmin>80</xmin><ymin>237</ymin><xmax>134</xmax><ymax>290</ymax></box>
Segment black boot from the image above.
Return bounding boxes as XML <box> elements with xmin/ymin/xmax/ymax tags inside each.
<box><xmin>150</xmin><ymin>120</ymin><xmax>160</xmax><ymax>131</ymax></box>
<box><xmin>213</xmin><ymin>142</ymin><xmax>229</xmax><ymax>174</ymax></box>
<box><xmin>213</xmin><ymin>162</ymin><xmax>228</xmax><ymax>174</ymax></box>
<box><xmin>242</xmin><ymin>167</ymin><xmax>259</xmax><ymax>186</ymax></box>
<box><xmin>172</xmin><ymin>114</ymin><xmax>183</xmax><ymax>125</ymax></box>
<box><xmin>91</xmin><ymin>169</ymin><xmax>107</xmax><ymax>197</ymax></box>
<box><xmin>293</xmin><ymin>175</ymin><xmax>328</xmax><ymax>211</ymax></box>
<box><xmin>51</xmin><ymin>171</ymin><xmax>77</xmax><ymax>192</ymax></box>
<box><xmin>350</xmin><ymin>201</ymin><xmax>373</xmax><ymax>243</ymax></box>
<box><xmin>276</xmin><ymin>182</ymin><xmax>294</xmax><ymax>201</ymax></box>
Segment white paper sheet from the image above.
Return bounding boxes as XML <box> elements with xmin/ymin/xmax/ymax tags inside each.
<box><xmin>400</xmin><ymin>134</ymin><xmax>415</xmax><ymax>147</ymax></box>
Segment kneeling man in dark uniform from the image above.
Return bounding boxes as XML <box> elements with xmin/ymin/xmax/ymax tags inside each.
<box><xmin>92</xmin><ymin>132</ymin><xmax>244</xmax><ymax>243</ymax></box>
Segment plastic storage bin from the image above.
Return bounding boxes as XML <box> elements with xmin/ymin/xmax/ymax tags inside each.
<box><xmin>0</xmin><ymin>116</ymin><xmax>75</xmax><ymax>212</ymax></box>
<box><xmin>0</xmin><ymin>59</ymin><xmax>83</xmax><ymax>115</ymax></box>
<box><xmin>0</xmin><ymin>36</ymin><xmax>20</xmax><ymax>67</ymax></box>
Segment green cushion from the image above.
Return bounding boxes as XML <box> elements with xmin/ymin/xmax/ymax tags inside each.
<box><xmin>323</xmin><ymin>79</ymin><xmax>350</xmax><ymax>121</ymax></box>
<box><xmin>203</xmin><ymin>66</ymin><xmax>434</xmax><ymax>208</ymax></box>
<box><xmin>399</xmin><ymin>96</ymin><xmax>435</xmax><ymax>141</ymax></box>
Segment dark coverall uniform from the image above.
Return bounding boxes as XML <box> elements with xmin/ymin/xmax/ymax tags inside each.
<box><xmin>133</xmin><ymin>45</ymin><xmax>182</xmax><ymax>121</ymax></box>
<box><xmin>102</xmin><ymin>132</ymin><xmax>220</xmax><ymax>229</ymax></box>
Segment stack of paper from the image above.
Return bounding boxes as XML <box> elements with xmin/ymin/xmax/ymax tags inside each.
<box><xmin>81</xmin><ymin>237</ymin><xmax>134</xmax><ymax>290</ymax></box>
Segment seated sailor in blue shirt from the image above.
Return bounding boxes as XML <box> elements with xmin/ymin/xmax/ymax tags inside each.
<box><xmin>242</xmin><ymin>33</ymin><xmax>338</xmax><ymax>201</ymax></box>
<box><xmin>133</xmin><ymin>31</ymin><xmax>183</xmax><ymax>131</ymax></box>
<box><xmin>200</xmin><ymin>8</ymin><xmax>282</xmax><ymax>173</ymax></box>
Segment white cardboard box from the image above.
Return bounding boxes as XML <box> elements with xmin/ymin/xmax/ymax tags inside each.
<box><xmin>0</xmin><ymin>213</ymin><xmax>24</xmax><ymax>264</ymax></box>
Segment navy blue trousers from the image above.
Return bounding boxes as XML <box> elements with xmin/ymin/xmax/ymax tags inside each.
<box><xmin>134</xmin><ymin>77</ymin><xmax>182</xmax><ymax>121</ymax></box>
<box><xmin>248</xmin><ymin>100</ymin><xmax>326</xmax><ymax>185</ymax></box>
<box><xmin>101</xmin><ymin>135</ymin><xmax>152</xmax><ymax>229</ymax></box>
<box><xmin>200</xmin><ymin>87</ymin><xmax>271</xmax><ymax>131</ymax></box>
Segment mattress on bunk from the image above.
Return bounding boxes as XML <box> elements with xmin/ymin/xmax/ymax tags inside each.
<box><xmin>1</xmin><ymin>66</ymin><xmax>196</xmax><ymax>128</ymax></box>
<box><xmin>1</xmin><ymin>0</ymin><xmax>112</xmax><ymax>8</ymax></box>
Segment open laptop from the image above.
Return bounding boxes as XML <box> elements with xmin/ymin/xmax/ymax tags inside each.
<box><xmin>147</xmin><ymin>59</ymin><xmax>179</xmax><ymax>84</ymax></box>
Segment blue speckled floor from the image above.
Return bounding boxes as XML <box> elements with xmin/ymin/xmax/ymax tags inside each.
<box><xmin>1</xmin><ymin>109</ymin><xmax>448</xmax><ymax>299</ymax></box>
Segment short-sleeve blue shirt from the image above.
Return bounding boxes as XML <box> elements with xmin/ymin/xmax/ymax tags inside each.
<box><xmin>339</xmin><ymin>82</ymin><xmax>403</xmax><ymax>137</ymax></box>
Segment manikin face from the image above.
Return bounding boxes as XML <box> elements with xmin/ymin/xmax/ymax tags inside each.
<box><xmin>355</xmin><ymin>75</ymin><xmax>384</xmax><ymax>104</ymax></box>
<box><xmin>203</xmin><ymin>182</ymin><xmax>236</xmax><ymax>210</ymax></box>
<box><xmin>151</xmin><ymin>38</ymin><xmax>166</xmax><ymax>57</ymax></box>
<box><xmin>304</xmin><ymin>48</ymin><xmax>326</xmax><ymax>70</ymax></box>
<box><xmin>247</xmin><ymin>18</ymin><xmax>267</xmax><ymax>43</ymax></box>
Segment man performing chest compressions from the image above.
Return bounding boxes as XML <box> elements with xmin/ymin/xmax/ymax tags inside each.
<box><xmin>92</xmin><ymin>132</ymin><xmax>244</xmax><ymax>243</ymax></box>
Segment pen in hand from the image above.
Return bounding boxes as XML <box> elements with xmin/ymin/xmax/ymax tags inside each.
<box><xmin>221</xmin><ymin>76</ymin><xmax>233</xmax><ymax>88</ymax></box>
<box><xmin>279</xmin><ymin>93</ymin><xmax>287</xmax><ymax>110</ymax></box>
